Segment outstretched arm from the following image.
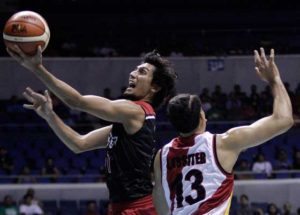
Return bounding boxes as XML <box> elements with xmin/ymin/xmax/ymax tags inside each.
<box><xmin>7</xmin><ymin>46</ymin><xmax>86</xmax><ymax>108</ymax></box>
<box><xmin>153</xmin><ymin>150</ymin><xmax>170</xmax><ymax>215</ymax></box>
<box><xmin>7</xmin><ymin>46</ymin><xmax>144</xmax><ymax>127</ymax></box>
<box><xmin>217</xmin><ymin>48</ymin><xmax>294</xmax><ymax>172</ymax></box>
<box><xmin>23</xmin><ymin>88</ymin><xmax>111</xmax><ymax>153</ymax></box>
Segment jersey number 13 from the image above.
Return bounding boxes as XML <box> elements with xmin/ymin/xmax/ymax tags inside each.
<box><xmin>172</xmin><ymin>169</ymin><xmax>206</xmax><ymax>208</ymax></box>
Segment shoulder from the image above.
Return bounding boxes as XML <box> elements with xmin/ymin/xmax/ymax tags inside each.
<box><xmin>112</xmin><ymin>99</ymin><xmax>147</xmax><ymax>112</ymax></box>
<box><xmin>112</xmin><ymin>99</ymin><xmax>138</xmax><ymax>106</ymax></box>
<box><xmin>113</xmin><ymin>100</ymin><xmax>150</xmax><ymax>134</ymax></box>
<box><xmin>214</xmin><ymin>133</ymin><xmax>240</xmax><ymax>173</ymax></box>
<box><xmin>133</xmin><ymin>101</ymin><xmax>155</xmax><ymax>115</ymax></box>
<box><xmin>215</xmin><ymin>128</ymin><xmax>242</xmax><ymax>152</ymax></box>
<box><xmin>111</xmin><ymin>99</ymin><xmax>146</xmax><ymax>118</ymax></box>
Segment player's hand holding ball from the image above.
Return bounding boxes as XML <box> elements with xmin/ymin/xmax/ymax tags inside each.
<box><xmin>3</xmin><ymin>11</ymin><xmax>50</xmax><ymax>72</ymax></box>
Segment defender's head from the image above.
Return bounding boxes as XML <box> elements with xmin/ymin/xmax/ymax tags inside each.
<box><xmin>167</xmin><ymin>94</ymin><xmax>206</xmax><ymax>134</ymax></box>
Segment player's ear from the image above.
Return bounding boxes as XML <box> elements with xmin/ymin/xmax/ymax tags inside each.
<box><xmin>200</xmin><ymin>109</ymin><xmax>207</xmax><ymax>123</ymax></box>
<box><xmin>151</xmin><ymin>84</ymin><xmax>161</xmax><ymax>94</ymax></box>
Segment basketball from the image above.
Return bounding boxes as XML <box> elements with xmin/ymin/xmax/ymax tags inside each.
<box><xmin>3</xmin><ymin>11</ymin><xmax>50</xmax><ymax>55</ymax></box>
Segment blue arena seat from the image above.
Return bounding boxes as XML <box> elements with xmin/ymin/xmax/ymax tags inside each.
<box><xmin>251</xmin><ymin>202</ymin><xmax>269</xmax><ymax>213</ymax></box>
<box><xmin>71</xmin><ymin>157</ymin><xmax>87</xmax><ymax>168</ymax></box>
<box><xmin>36</xmin><ymin>177</ymin><xmax>51</xmax><ymax>183</ymax></box>
<box><xmin>84</xmin><ymin>168</ymin><xmax>100</xmax><ymax>174</ymax></box>
<box><xmin>99</xmin><ymin>200</ymin><xmax>109</xmax><ymax>215</ymax></box>
<box><xmin>42</xmin><ymin>200</ymin><xmax>58</xmax><ymax>215</ymax></box>
<box><xmin>287</xmin><ymin>130</ymin><xmax>300</xmax><ymax>147</ymax></box>
<box><xmin>292</xmin><ymin>173</ymin><xmax>300</xmax><ymax>178</ymax></box>
<box><xmin>275</xmin><ymin>172</ymin><xmax>291</xmax><ymax>179</ymax></box>
<box><xmin>79</xmin><ymin>200</ymin><xmax>97</xmax><ymax>213</ymax></box>
<box><xmin>56</xmin><ymin>176</ymin><xmax>72</xmax><ymax>183</ymax></box>
<box><xmin>253</xmin><ymin>173</ymin><xmax>268</xmax><ymax>179</ymax></box>
<box><xmin>78</xmin><ymin>176</ymin><xmax>97</xmax><ymax>183</ymax></box>
<box><xmin>229</xmin><ymin>195</ymin><xmax>238</xmax><ymax>214</ymax></box>
<box><xmin>0</xmin><ymin>177</ymin><xmax>15</xmax><ymax>184</ymax></box>
<box><xmin>88</xmin><ymin>157</ymin><xmax>105</xmax><ymax>169</ymax></box>
<box><xmin>59</xmin><ymin>200</ymin><xmax>78</xmax><ymax>215</ymax></box>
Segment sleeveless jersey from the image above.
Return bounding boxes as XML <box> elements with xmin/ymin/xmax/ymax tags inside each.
<box><xmin>105</xmin><ymin>101</ymin><xmax>156</xmax><ymax>203</ymax></box>
<box><xmin>160</xmin><ymin>132</ymin><xmax>234</xmax><ymax>215</ymax></box>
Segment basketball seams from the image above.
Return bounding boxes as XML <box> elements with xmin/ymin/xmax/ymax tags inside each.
<box><xmin>18</xmin><ymin>11</ymin><xmax>51</xmax><ymax>42</ymax></box>
<box><xmin>10</xmin><ymin>11</ymin><xmax>48</xmax><ymax>30</ymax></box>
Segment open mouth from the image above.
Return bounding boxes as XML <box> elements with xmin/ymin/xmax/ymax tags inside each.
<box><xmin>128</xmin><ymin>83</ymin><xmax>136</xmax><ymax>88</ymax></box>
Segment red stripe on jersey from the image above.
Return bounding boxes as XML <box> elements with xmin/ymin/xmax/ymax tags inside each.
<box><xmin>192</xmin><ymin>174</ymin><xmax>234</xmax><ymax>214</ymax></box>
<box><xmin>134</xmin><ymin>101</ymin><xmax>155</xmax><ymax>116</ymax></box>
<box><xmin>167</xmin><ymin>147</ymin><xmax>189</xmax><ymax>213</ymax></box>
<box><xmin>172</xmin><ymin>134</ymin><xmax>198</xmax><ymax>148</ymax></box>
<box><xmin>166</xmin><ymin>137</ymin><xmax>195</xmax><ymax>213</ymax></box>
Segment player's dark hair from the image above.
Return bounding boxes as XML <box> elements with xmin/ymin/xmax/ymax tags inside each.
<box><xmin>143</xmin><ymin>50</ymin><xmax>177</xmax><ymax>109</ymax></box>
<box><xmin>167</xmin><ymin>94</ymin><xmax>202</xmax><ymax>133</ymax></box>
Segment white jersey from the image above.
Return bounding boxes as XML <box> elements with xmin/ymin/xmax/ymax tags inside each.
<box><xmin>160</xmin><ymin>132</ymin><xmax>234</xmax><ymax>215</ymax></box>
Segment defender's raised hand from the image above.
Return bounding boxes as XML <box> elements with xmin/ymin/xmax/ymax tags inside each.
<box><xmin>254</xmin><ymin>48</ymin><xmax>280</xmax><ymax>84</ymax></box>
<box><xmin>23</xmin><ymin>87</ymin><xmax>53</xmax><ymax>120</ymax></box>
<box><xmin>6</xmin><ymin>45</ymin><xmax>43</xmax><ymax>72</ymax></box>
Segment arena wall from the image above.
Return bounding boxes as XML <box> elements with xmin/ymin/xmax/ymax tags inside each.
<box><xmin>0</xmin><ymin>55</ymin><xmax>299</xmax><ymax>99</ymax></box>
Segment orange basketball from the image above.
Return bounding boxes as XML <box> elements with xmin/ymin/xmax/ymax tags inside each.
<box><xmin>3</xmin><ymin>11</ymin><xmax>50</xmax><ymax>55</ymax></box>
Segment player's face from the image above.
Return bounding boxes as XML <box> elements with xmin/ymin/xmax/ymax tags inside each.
<box><xmin>123</xmin><ymin>63</ymin><xmax>156</xmax><ymax>101</ymax></box>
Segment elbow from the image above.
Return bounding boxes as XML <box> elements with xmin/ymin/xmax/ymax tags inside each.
<box><xmin>276</xmin><ymin>115</ymin><xmax>294</xmax><ymax>132</ymax></box>
<box><xmin>64</xmin><ymin>95</ymin><xmax>84</xmax><ymax>110</ymax></box>
<box><xmin>69</xmin><ymin>145</ymin><xmax>82</xmax><ymax>154</ymax></box>
<box><xmin>285</xmin><ymin>116</ymin><xmax>294</xmax><ymax>130</ymax></box>
<box><xmin>64</xmin><ymin>99</ymin><xmax>80</xmax><ymax>110</ymax></box>
<box><xmin>70</xmin><ymin>139</ymin><xmax>86</xmax><ymax>154</ymax></box>
<box><xmin>72</xmin><ymin>148</ymin><xmax>82</xmax><ymax>154</ymax></box>
<box><xmin>74</xmin><ymin>143</ymin><xmax>87</xmax><ymax>154</ymax></box>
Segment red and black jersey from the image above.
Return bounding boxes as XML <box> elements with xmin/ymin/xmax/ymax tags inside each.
<box><xmin>105</xmin><ymin>101</ymin><xmax>156</xmax><ymax>203</ymax></box>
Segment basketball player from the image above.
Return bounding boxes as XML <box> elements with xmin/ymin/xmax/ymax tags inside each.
<box><xmin>7</xmin><ymin>47</ymin><xmax>177</xmax><ymax>214</ymax></box>
<box><xmin>152</xmin><ymin>48</ymin><xmax>293</xmax><ymax>215</ymax></box>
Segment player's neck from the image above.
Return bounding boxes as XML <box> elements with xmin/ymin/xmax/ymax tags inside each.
<box><xmin>180</xmin><ymin>124</ymin><xmax>206</xmax><ymax>137</ymax></box>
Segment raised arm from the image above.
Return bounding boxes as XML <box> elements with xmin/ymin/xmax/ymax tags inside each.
<box><xmin>153</xmin><ymin>150</ymin><xmax>170</xmax><ymax>215</ymax></box>
<box><xmin>7</xmin><ymin>46</ymin><xmax>144</xmax><ymax>126</ymax></box>
<box><xmin>23</xmin><ymin>88</ymin><xmax>111</xmax><ymax>153</ymax></box>
<box><xmin>217</xmin><ymin>48</ymin><xmax>294</xmax><ymax>172</ymax></box>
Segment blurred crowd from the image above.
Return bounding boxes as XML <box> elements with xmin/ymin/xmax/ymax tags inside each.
<box><xmin>197</xmin><ymin>83</ymin><xmax>300</xmax><ymax>121</ymax></box>
<box><xmin>1</xmin><ymin>82</ymin><xmax>299</xmax><ymax>124</ymax></box>
<box><xmin>2</xmin><ymin>1</ymin><xmax>300</xmax><ymax>57</ymax></box>
<box><xmin>0</xmin><ymin>188</ymin><xmax>106</xmax><ymax>215</ymax></box>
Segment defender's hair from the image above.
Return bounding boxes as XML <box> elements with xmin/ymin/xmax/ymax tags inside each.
<box><xmin>167</xmin><ymin>94</ymin><xmax>202</xmax><ymax>133</ymax></box>
<box><xmin>143</xmin><ymin>50</ymin><xmax>177</xmax><ymax>109</ymax></box>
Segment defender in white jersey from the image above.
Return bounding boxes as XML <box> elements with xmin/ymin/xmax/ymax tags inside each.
<box><xmin>153</xmin><ymin>48</ymin><xmax>294</xmax><ymax>215</ymax></box>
